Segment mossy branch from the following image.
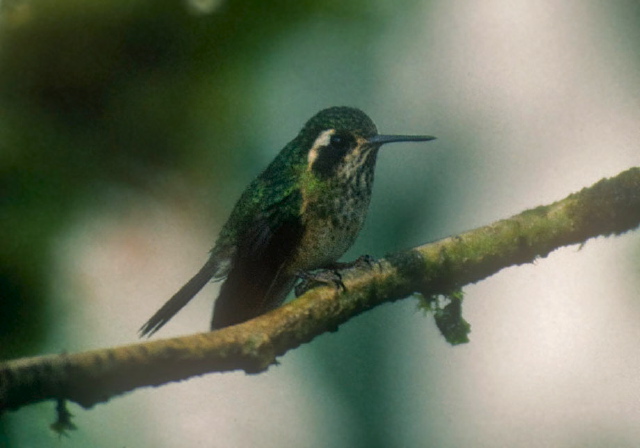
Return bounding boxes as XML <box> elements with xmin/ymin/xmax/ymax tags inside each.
<box><xmin>1</xmin><ymin>167</ymin><xmax>639</xmax><ymax>414</ymax></box>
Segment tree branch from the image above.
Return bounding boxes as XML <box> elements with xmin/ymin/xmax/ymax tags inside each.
<box><xmin>1</xmin><ymin>167</ymin><xmax>639</xmax><ymax>414</ymax></box>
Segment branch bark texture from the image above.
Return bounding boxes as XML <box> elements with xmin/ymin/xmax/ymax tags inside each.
<box><xmin>1</xmin><ymin>167</ymin><xmax>639</xmax><ymax>413</ymax></box>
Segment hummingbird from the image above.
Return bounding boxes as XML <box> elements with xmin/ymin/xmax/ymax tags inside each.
<box><xmin>139</xmin><ymin>106</ymin><xmax>435</xmax><ymax>336</ymax></box>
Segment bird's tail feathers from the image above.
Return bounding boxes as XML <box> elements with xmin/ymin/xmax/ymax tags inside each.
<box><xmin>139</xmin><ymin>258</ymin><xmax>219</xmax><ymax>337</ymax></box>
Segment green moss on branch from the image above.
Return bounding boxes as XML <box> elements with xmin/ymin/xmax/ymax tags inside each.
<box><xmin>1</xmin><ymin>167</ymin><xmax>639</xmax><ymax>414</ymax></box>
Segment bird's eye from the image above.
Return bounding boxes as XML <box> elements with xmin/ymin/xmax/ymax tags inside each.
<box><xmin>329</xmin><ymin>134</ymin><xmax>352</xmax><ymax>151</ymax></box>
<box><xmin>310</xmin><ymin>132</ymin><xmax>354</xmax><ymax>179</ymax></box>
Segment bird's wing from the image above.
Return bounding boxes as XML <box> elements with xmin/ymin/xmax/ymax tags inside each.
<box><xmin>210</xmin><ymin>189</ymin><xmax>304</xmax><ymax>329</ymax></box>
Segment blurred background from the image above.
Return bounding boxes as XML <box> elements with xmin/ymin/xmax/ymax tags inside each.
<box><xmin>1</xmin><ymin>0</ymin><xmax>640</xmax><ymax>446</ymax></box>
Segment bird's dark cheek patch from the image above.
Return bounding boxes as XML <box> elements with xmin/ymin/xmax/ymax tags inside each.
<box><xmin>311</xmin><ymin>147</ymin><xmax>347</xmax><ymax>179</ymax></box>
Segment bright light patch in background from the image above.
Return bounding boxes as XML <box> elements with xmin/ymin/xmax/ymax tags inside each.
<box><xmin>382</xmin><ymin>0</ymin><xmax>639</xmax><ymax>219</ymax></box>
<box><xmin>462</xmin><ymin>236</ymin><xmax>640</xmax><ymax>446</ymax></box>
<box><xmin>380</xmin><ymin>1</ymin><xmax>640</xmax><ymax>447</ymax></box>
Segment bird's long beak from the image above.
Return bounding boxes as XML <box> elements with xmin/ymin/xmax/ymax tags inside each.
<box><xmin>367</xmin><ymin>134</ymin><xmax>436</xmax><ymax>145</ymax></box>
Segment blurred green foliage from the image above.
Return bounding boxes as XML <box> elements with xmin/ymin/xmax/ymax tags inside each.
<box><xmin>0</xmin><ymin>1</ymin><xmax>435</xmax><ymax>447</ymax></box>
<box><xmin>0</xmin><ymin>0</ymin><xmax>373</xmax><ymax>358</ymax></box>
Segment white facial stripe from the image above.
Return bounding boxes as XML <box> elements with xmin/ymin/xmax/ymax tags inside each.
<box><xmin>307</xmin><ymin>129</ymin><xmax>335</xmax><ymax>167</ymax></box>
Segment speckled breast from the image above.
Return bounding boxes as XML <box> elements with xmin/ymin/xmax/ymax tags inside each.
<box><xmin>295</xmin><ymin>170</ymin><xmax>374</xmax><ymax>271</ymax></box>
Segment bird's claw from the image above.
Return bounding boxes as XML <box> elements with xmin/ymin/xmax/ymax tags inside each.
<box><xmin>325</xmin><ymin>254</ymin><xmax>377</xmax><ymax>271</ymax></box>
<box><xmin>295</xmin><ymin>269</ymin><xmax>346</xmax><ymax>297</ymax></box>
<box><xmin>294</xmin><ymin>255</ymin><xmax>378</xmax><ymax>297</ymax></box>
<box><xmin>353</xmin><ymin>254</ymin><xmax>376</xmax><ymax>268</ymax></box>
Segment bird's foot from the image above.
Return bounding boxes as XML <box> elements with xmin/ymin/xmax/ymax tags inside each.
<box><xmin>295</xmin><ymin>269</ymin><xmax>345</xmax><ymax>297</ymax></box>
<box><xmin>353</xmin><ymin>254</ymin><xmax>377</xmax><ymax>269</ymax></box>
<box><xmin>294</xmin><ymin>256</ymin><xmax>378</xmax><ymax>297</ymax></box>
<box><xmin>325</xmin><ymin>254</ymin><xmax>377</xmax><ymax>271</ymax></box>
